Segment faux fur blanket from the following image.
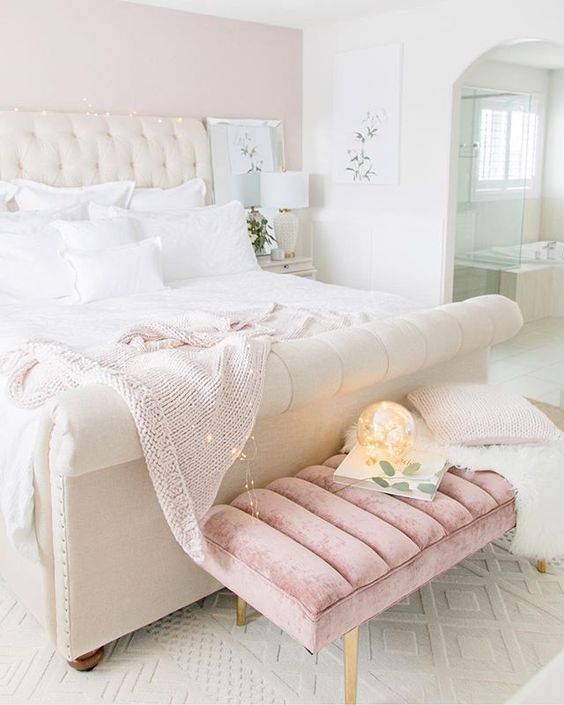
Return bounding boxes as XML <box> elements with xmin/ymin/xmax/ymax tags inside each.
<box><xmin>1</xmin><ymin>305</ymin><xmax>370</xmax><ymax>562</ymax></box>
<box><xmin>343</xmin><ymin>416</ymin><xmax>564</xmax><ymax>560</ymax></box>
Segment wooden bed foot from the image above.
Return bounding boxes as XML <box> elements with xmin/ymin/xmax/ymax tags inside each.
<box><xmin>68</xmin><ymin>646</ymin><xmax>104</xmax><ymax>671</ymax></box>
<box><xmin>537</xmin><ymin>559</ymin><xmax>547</xmax><ymax>574</ymax></box>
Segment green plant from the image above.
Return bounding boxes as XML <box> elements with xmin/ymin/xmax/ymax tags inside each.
<box><xmin>247</xmin><ymin>208</ymin><xmax>275</xmax><ymax>254</ymax></box>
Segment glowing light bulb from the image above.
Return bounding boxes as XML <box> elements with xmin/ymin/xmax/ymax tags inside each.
<box><xmin>357</xmin><ymin>401</ymin><xmax>415</xmax><ymax>465</ymax></box>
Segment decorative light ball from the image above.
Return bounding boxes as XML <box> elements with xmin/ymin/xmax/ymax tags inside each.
<box><xmin>357</xmin><ymin>401</ymin><xmax>415</xmax><ymax>464</ymax></box>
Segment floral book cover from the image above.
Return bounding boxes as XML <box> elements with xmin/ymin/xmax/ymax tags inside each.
<box><xmin>334</xmin><ymin>438</ymin><xmax>449</xmax><ymax>502</ymax></box>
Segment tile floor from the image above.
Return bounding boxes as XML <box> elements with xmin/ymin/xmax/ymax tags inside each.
<box><xmin>490</xmin><ymin>317</ymin><xmax>564</xmax><ymax>407</ymax></box>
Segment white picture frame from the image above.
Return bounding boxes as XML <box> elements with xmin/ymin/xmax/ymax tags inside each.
<box><xmin>206</xmin><ymin>118</ymin><xmax>284</xmax><ymax>204</ymax></box>
<box><xmin>333</xmin><ymin>43</ymin><xmax>402</xmax><ymax>185</ymax></box>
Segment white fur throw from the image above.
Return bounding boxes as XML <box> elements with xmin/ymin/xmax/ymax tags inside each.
<box><xmin>343</xmin><ymin>414</ymin><xmax>564</xmax><ymax>560</ymax></box>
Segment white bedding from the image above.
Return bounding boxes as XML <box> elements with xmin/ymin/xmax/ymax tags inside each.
<box><xmin>0</xmin><ymin>271</ymin><xmax>418</xmax><ymax>559</ymax></box>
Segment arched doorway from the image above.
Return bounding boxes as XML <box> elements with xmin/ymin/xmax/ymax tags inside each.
<box><xmin>447</xmin><ymin>39</ymin><xmax>564</xmax><ymax>405</ymax></box>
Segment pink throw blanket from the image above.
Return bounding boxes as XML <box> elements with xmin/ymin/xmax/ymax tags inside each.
<box><xmin>1</xmin><ymin>305</ymin><xmax>370</xmax><ymax>561</ymax></box>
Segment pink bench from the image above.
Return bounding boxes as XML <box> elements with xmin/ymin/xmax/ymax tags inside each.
<box><xmin>202</xmin><ymin>454</ymin><xmax>516</xmax><ymax>705</ymax></box>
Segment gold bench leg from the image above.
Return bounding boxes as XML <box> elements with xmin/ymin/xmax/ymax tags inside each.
<box><xmin>344</xmin><ymin>627</ymin><xmax>359</xmax><ymax>705</ymax></box>
<box><xmin>537</xmin><ymin>559</ymin><xmax>547</xmax><ymax>573</ymax></box>
<box><xmin>236</xmin><ymin>595</ymin><xmax>247</xmax><ymax>626</ymax></box>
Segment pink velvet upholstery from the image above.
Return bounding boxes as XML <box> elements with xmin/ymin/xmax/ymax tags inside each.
<box><xmin>202</xmin><ymin>455</ymin><xmax>516</xmax><ymax>653</ymax></box>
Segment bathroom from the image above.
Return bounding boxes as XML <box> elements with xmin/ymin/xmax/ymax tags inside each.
<box><xmin>452</xmin><ymin>40</ymin><xmax>564</xmax><ymax>404</ymax></box>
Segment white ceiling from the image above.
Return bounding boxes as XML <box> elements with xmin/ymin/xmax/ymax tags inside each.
<box><xmin>122</xmin><ymin>0</ymin><xmax>447</xmax><ymax>29</ymax></box>
<box><xmin>487</xmin><ymin>40</ymin><xmax>564</xmax><ymax>70</ymax></box>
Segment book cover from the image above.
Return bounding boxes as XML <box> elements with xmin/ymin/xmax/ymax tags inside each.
<box><xmin>334</xmin><ymin>426</ymin><xmax>449</xmax><ymax>501</ymax></box>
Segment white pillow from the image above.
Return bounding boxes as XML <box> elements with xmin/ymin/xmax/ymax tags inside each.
<box><xmin>89</xmin><ymin>200</ymin><xmax>258</xmax><ymax>282</ymax></box>
<box><xmin>0</xmin><ymin>233</ymin><xmax>73</xmax><ymax>300</ymax></box>
<box><xmin>62</xmin><ymin>237</ymin><xmax>165</xmax><ymax>303</ymax></box>
<box><xmin>129</xmin><ymin>179</ymin><xmax>206</xmax><ymax>211</ymax></box>
<box><xmin>53</xmin><ymin>217</ymin><xmax>140</xmax><ymax>252</ymax></box>
<box><xmin>407</xmin><ymin>384</ymin><xmax>562</xmax><ymax>446</ymax></box>
<box><xmin>13</xmin><ymin>179</ymin><xmax>135</xmax><ymax>212</ymax></box>
<box><xmin>0</xmin><ymin>204</ymin><xmax>83</xmax><ymax>234</ymax></box>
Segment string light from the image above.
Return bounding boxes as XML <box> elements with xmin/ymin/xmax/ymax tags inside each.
<box><xmin>241</xmin><ymin>434</ymin><xmax>259</xmax><ymax>520</ymax></box>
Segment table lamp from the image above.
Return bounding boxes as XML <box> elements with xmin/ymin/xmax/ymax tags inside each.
<box><xmin>260</xmin><ymin>171</ymin><xmax>309</xmax><ymax>257</ymax></box>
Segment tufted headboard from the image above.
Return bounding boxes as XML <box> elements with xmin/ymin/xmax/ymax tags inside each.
<box><xmin>0</xmin><ymin>110</ymin><xmax>212</xmax><ymax>194</ymax></box>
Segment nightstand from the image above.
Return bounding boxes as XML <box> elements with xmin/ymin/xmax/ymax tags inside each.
<box><xmin>258</xmin><ymin>255</ymin><xmax>317</xmax><ymax>279</ymax></box>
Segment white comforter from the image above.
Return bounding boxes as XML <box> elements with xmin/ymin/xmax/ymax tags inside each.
<box><xmin>0</xmin><ymin>270</ymin><xmax>418</xmax><ymax>560</ymax></box>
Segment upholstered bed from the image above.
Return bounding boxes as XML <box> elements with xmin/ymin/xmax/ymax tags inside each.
<box><xmin>0</xmin><ymin>110</ymin><xmax>523</xmax><ymax>665</ymax></box>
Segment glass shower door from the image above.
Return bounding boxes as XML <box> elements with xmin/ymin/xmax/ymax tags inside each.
<box><xmin>453</xmin><ymin>86</ymin><xmax>534</xmax><ymax>301</ymax></box>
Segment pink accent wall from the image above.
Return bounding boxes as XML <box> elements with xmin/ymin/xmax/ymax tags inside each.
<box><xmin>0</xmin><ymin>0</ymin><xmax>302</xmax><ymax>167</ymax></box>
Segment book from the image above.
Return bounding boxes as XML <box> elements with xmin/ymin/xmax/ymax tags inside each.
<box><xmin>334</xmin><ymin>426</ymin><xmax>449</xmax><ymax>501</ymax></box>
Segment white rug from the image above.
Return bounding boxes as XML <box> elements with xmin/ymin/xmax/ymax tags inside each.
<box><xmin>1</xmin><ymin>534</ymin><xmax>564</xmax><ymax>705</ymax></box>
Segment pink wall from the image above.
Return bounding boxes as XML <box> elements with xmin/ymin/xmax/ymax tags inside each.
<box><xmin>0</xmin><ymin>0</ymin><xmax>302</xmax><ymax>167</ymax></box>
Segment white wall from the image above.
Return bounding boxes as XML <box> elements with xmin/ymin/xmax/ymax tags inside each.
<box><xmin>302</xmin><ymin>0</ymin><xmax>564</xmax><ymax>305</ymax></box>
<box><xmin>541</xmin><ymin>69</ymin><xmax>564</xmax><ymax>241</ymax></box>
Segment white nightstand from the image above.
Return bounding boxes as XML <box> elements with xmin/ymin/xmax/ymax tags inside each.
<box><xmin>258</xmin><ymin>255</ymin><xmax>317</xmax><ymax>279</ymax></box>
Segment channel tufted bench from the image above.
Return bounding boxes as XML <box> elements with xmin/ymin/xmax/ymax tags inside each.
<box><xmin>202</xmin><ymin>455</ymin><xmax>516</xmax><ymax>705</ymax></box>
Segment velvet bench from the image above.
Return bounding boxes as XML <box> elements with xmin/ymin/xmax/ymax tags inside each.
<box><xmin>202</xmin><ymin>455</ymin><xmax>516</xmax><ymax>705</ymax></box>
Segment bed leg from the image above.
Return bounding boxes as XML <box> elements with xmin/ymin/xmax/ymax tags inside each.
<box><xmin>343</xmin><ymin>627</ymin><xmax>359</xmax><ymax>705</ymax></box>
<box><xmin>537</xmin><ymin>559</ymin><xmax>547</xmax><ymax>573</ymax></box>
<box><xmin>67</xmin><ymin>646</ymin><xmax>104</xmax><ymax>671</ymax></box>
<box><xmin>236</xmin><ymin>596</ymin><xmax>247</xmax><ymax>626</ymax></box>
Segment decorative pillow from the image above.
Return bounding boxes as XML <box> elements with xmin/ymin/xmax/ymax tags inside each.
<box><xmin>0</xmin><ymin>232</ymin><xmax>73</xmax><ymax>300</ymax></box>
<box><xmin>89</xmin><ymin>200</ymin><xmax>258</xmax><ymax>282</ymax></box>
<box><xmin>62</xmin><ymin>237</ymin><xmax>165</xmax><ymax>303</ymax></box>
<box><xmin>13</xmin><ymin>179</ymin><xmax>135</xmax><ymax>213</ymax></box>
<box><xmin>407</xmin><ymin>384</ymin><xmax>562</xmax><ymax>445</ymax></box>
<box><xmin>0</xmin><ymin>203</ymin><xmax>83</xmax><ymax>234</ymax></box>
<box><xmin>53</xmin><ymin>217</ymin><xmax>140</xmax><ymax>252</ymax></box>
<box><xmin>129</xmin><ymin>178</ymin><xmax>206</xmax><ymax>211</ymax></box>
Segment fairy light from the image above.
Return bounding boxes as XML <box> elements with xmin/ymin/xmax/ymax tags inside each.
<box><xmin>240</xmin><ymin>434</ymin><xmax>259</xmax><ymax>519</ymax></box>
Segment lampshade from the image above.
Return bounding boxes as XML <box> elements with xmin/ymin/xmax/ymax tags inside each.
<box><xmin>231</xmin><ymin>172</ymin><xmax>261</xmax><ymax>208</ymax></box>
<box><xmin>259</xmin><ymin>171</ymin><xmax>309</xmax><ymax>210</ymax></box>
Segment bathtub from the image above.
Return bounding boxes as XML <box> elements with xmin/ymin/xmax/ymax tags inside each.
<box><xmin>461</xmin><ymin>240</ymin><xmax>564</xmax><ymax>268</ymax></box>
<box><xmin>455</xmin><ymin>241</ymin><xmax>564</xmax><ymax>321</ymax></box>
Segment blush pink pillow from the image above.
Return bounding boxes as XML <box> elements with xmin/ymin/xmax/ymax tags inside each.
<box><xmin>407</xmin><ymin>384</ymin><xmax>561</xmax><ymax>446</ymax></box>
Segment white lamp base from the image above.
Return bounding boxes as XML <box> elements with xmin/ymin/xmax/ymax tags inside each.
<box><xmin>273</xmin><ymin>210</ymin><xmax>299</xmax><ymax>257</ymax></box>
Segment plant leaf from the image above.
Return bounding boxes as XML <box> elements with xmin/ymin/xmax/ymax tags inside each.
<box><xmin>403</xmin><ymin>463</ymin><xmax>421</xmax><ymax>476</ymax></box>
<box><xmin>391</xmin><ymin>481</ymin><xmax>410</xmax><ymax>491</ymax></box>
<box><xmin>372</xmin><ymin>477</ymin><xmax>389</xmax><ymax>488</ymax></box>
<box><xmin>379</xmin><ymin>461</ymin><xmax>396</xmax><ymax>476</ymax></box>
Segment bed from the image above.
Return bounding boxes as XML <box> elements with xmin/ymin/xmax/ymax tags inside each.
<box><xmin>0</xmin><ymin>110</ymin><xmax>523</xmax><ymax>666</ymax></box>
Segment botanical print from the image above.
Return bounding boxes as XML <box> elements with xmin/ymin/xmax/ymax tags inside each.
<box><xmin>346</xmin><ymin>110</ymin><xmax>388</xmax><ymax>182</ymax></box>
<box><xmin>236</xmin><ymin>131</ymin><xmax>264</xmax><ymax>172</ymax></box>
<box><xmin>334</xmin><ymin>44</ymin><xmax>402</xmax><ymax>184</ymax></box>
<box><xmin>228</xmin><ymin>125</ymin><xmax>274</xmax><ymax>175</ymax></box>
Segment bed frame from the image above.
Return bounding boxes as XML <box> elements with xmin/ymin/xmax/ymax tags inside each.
<box><xmin>0</xmin><ymin>110</ymin><xmax>523</xmax><ymax>668</ymax></box>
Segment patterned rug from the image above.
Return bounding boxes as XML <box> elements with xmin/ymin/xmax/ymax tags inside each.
<box><xmin>1</xmin><ymin>401</ymin><xmax>563</xmax><ymax>704</ymax></box>
<box><xmin>0</xmin><ymin>540</ymin><xmax>563</xmax><ymax>705</ymax></box>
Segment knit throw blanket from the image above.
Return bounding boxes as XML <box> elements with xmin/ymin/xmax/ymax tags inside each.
<box><xmin>1</xmin><ymin>304</ymin><xmax>370</xmax><ymax>562</ymax></box>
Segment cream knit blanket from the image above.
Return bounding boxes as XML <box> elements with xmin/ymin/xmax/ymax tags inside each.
<box><xmin>1</xmin><ymin>304</ymin><xmax>369</xmax><ymax>562</ymax></box>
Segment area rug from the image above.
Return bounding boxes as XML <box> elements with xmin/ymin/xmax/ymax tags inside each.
<box><xmin>1</xmin><ymin>401</ymin><xmax>563</xmax><ymax>705</ymax></box>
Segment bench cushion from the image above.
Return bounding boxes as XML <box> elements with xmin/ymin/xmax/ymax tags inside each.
<box><xmin>202</xmin><ymin>455</ymin><xmax>515</xmax><ymax>652</ymax></box>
